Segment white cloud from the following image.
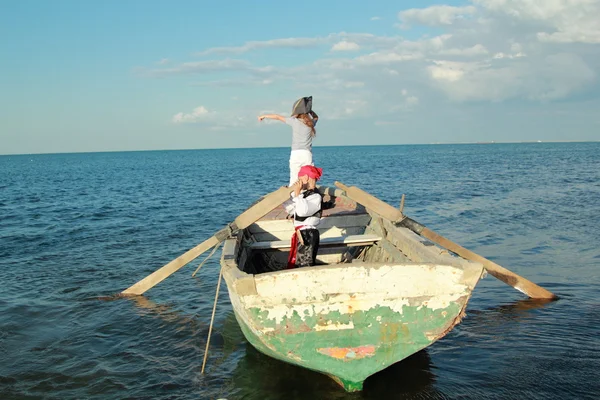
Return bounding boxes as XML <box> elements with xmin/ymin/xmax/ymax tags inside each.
<box><xmin>192</xmin><ymin>32</ymin><xmax>402</xmax><ymax>57</ymax></box>
<box><xmin>427</xmin><ymin>53</ymin><xmax>596</xmax><ymax>102</ymax></box>
<box><xmin>406</xmin><ymin>96</ymin><xmax>419</xmax><ymax>106</ymax></box>
<box><xmin>399</xmin><ymin>5</ymin><xmax>477</xmax><ymax>27</ymax></box>
<box><xmin>370</xmin><ymin>16</ymin><xmax>381</xmax><ymax>21</ymax></box>
<box><xmin>145</xmin><ymin>59</ymin><xmax>252</xmax><ymax>77</ymax></box>
<box><xmin>440</xmin><ymin>44</ymin><xmax>489</xmax><ymax>56</ymax></box>
<box><xmin>354</xmin><ymin>51</ymin><xmax>423</xmax><ymax>65</ymax></box>
<box><xmin>329</xmin><ymin>99</ymin><xmax>370</xmax><ymax>119</ymax></box>
<box><xmin>492</xmin><ymin>51</ymin><xmax>525</xmax><ymax>59</ymax></box>
<box><xmin>345</xmin><ymin>81</ymin><xmax>365</xmax><ymax>88</ymax></box>
<box><xmin>331</xmin><ymin>40</ymin><xmax>360</xmax><ymax>52</ymax></box>
<box><xmin>196</xmin><ymin>37</ymin><xmax>326</xmax><ymax>55</ymax></box>
<box><xmin>473</xmin><ymin>0</ymin><xmax>600</xmax><ymax>44</ymax></box>
<box><xmin>148</xmin><ymin>0</ymin><xmax>599</xmax><ymax>127</ymax></box>
<box><xmin>428</xmin><ymin>60</ymin><xmax>481</xmax><ymax>82</ymax></box>
<box><xmin>172</xmin><ymin>106</ymin><xmax>257</xmax><ymax>133</ymax></box>
<box><xmin>172</xmin><ymin>106</ymin><xmax>214</xmax><ymax>123</ymax></box>
<box><xmin>374</xmin><ymin>120</ymin><xmax>401</xmax><ymax>126</ymax></box>
<box><xmin>394</xmin><ymin>89</ymin><xmax>420</xmax><ymax>109</ymax></box>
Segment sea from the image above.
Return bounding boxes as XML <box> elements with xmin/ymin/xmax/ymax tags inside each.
<box><xmin>1</xmin><ymin>142</ymin><xmax>599</xmax><ymax>400</ymax></box>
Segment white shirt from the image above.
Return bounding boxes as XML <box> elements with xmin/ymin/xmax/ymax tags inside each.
<box><xmin>290</xmin><ymin>190</ymin><xmax>322</xmax><ymax>229</ymax></box>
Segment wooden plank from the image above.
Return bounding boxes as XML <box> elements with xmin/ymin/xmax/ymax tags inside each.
<box><xmin>247</xmin><ymin>214</ymin><xmax>371</xmax><ymax>234</ymax></box>
<box><xmin>334</xmin><ymin>182</ymin><xmax>403</xmax><ymax>223</ymax></box>
<box><xmin>252</xmin><ymin>226</ymin><xmax>365</xmax><ymax>242</ymax></box>
<box><xmin>378</xmin><ymin>219</ymin><xmax>449</xmax><ymax>264</ymax></box>
<box><xmin>248</xmin><ymin>234</ymin><xmax>382</xmax><ymax>250</ymax></box>
<box><xmin>222</xmin><ymin>238</ymin><xmax>237</xmax><ymax>262</ymax></box>
<box><xmin>369</xmin><ymin>237</ymin><xmax>411</xmax><ymax>263</ymax></box>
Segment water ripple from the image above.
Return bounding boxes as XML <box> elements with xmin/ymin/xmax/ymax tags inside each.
<box><xmin>1</xmin><ymin>143</ymin><xmax>599</xmax><ymax>399</ymax></box>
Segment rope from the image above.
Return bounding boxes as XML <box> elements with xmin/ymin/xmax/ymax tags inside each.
<box><xmin>201</xmin><ymin>267</ymin><xmax>223</xmax><ymax>374</ymax></box>
<box><xmin>192</xmin><ymin>241</ymin><xmax>223</xmax><ymax>277</ymax></box>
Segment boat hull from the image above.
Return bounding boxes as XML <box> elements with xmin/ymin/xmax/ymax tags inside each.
<box><xmin>223</xmin><ymin>262</ymin><xmax>482</xmax><ymax>391</ymax></box>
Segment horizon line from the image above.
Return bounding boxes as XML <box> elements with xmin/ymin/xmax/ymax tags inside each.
<box><xmin>1</xmin><ymin>140</ymin><xmax>598</xmax><ymax>157</ymax></box>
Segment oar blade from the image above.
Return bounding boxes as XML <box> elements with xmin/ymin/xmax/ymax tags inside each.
<box><xmin>121</xmin><ymin>186</ymin><xmax>291</xmax><ymax>296</ymax></box>
<box><xmin>122</xmin><ymin>236</ymin><xmax>221</xmax><ymax>295</ymax></box>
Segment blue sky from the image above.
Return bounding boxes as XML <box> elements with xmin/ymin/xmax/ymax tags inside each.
<box><xmin>1</xmin><ymin>0</ymin><xmax>599</xmax><ymax>155</ymax></box>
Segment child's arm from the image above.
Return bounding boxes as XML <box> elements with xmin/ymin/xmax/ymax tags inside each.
<box><xmin>258</xmin><ymin>114</ymin><xmax>286</xmax><ymax>122</ymax></box>
<box><xmin>309</xmin><ymin>111</ymin><xmax>319</xmax><ymax>125</ymax></box>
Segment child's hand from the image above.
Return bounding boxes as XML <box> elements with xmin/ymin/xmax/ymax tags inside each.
<box><xmin>291</xmin><ymin>180</ymin><xmax>303</xmax><ymax>196</ymax></box>
<box><xmin>258</xmin><ymin>115</ymin><xmax>265</xmax><ymax>121</ymax></box>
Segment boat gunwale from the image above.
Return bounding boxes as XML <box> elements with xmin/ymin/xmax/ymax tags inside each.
<box><xmin>218</xmin><ymin>186</ymin><xmax>486</xmax><ymax>392</ymax></box>
<box><xmin>221</xmin><ymin>186</ymin><xmax>485</xmax><ymax>287</ymax></box>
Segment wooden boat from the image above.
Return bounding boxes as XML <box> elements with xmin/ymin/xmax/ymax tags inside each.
<box><xmin>220</xmin><ymin>185</ymin><xmax>485</xmax><ymax>392</ymax></box>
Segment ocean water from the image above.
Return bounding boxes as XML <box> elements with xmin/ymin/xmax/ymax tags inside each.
<box><xmin>1</xmin><ymin>142</ymin><xmax>599</xmax><ymax>400</ymax></box>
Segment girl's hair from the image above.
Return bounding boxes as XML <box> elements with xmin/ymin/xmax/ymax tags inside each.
<box><xmin>296</xmin><ymin>113</ymin><xmax>316</xmax><ymax>137</ymax></box>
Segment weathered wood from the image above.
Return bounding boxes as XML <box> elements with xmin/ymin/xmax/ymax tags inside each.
<box><xmin>220</xmin><ymin>185</ymin><xmax>488</xmax><ymax>392</ymax></box>
<box><xmin>252</xmin><ymin>226</ymin><xmax>365</xmax><ymax>242</ymax></box>
<box><xmin>365</xmin><ymin>237</ymin><xmax>411</xmax><ymax>263</ymax></box>
<box><xmin>401</xmin><ymin>217</ymin><xmax>558</xmax><ymax>300</ymax></box>
<box><xmin>377</xmin><ymin>218</ymin><xmax>451</xmax><ymax>264</ymax></box>
<box><xmin>335</xmin><ymin>181</ymin><xmax>557</xmax><ymax>300</ymax></box>
<box><xmin>248</xmin><ymin>234</ymin><xmax>382</xmax><ymax>250</ymax></box>
<box><xmin>121</xmin><ymin>186</ymin><xmax>292</xmax><ymax>296</ymax></box>
<box><xmin>335</xmin><ymin>182</ymin><xmax>404</xmax><ymax>222</ymax></box>
<box><xmin>248</xmin><ymin>214</ymin><xmax>371</xmax><ymax>234</ymax></box>
<box><xmin>225</xmin><ymin>261</ymin><xmax>482</xmax><ymax>391</ymax></box>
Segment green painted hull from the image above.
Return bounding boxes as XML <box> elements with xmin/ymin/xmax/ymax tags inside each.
<box><xmin>219</xmin><ymin>186</ymin><xmax>484</xmax><ymax>391</ymax></box>
<box><xmin>231</xmin><ymin>299</ymin><xmax>466</xmax><ymax>391</ymax></box>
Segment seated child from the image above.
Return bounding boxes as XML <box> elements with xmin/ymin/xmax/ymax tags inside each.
<box><xmin>287</xmin><ymin>165</ymin><xmax>323</xmax><ymax>268</ymax></box>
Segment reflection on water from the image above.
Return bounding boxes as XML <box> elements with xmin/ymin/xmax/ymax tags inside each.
<box><xmin>127</xmin><ymin>295</ymin><xmax>200</xmax><ymax>327</ymax></box>
<box><xmin>231</xmin><ymin>344</ymin><xmax>442</xmax><ymax>400</ymax></box>
<box><xmin>219</xmin><ymin>298</ymin><xmax>566</xmax><ymax>399</ymax></box>
<box><xmin>128</xmin><ymin>299</ymin><xmax>444</xmax><ymax>399</ymax></box>
<box><xmin>467</xmin><ymin>298</ymin><xmax>556</xmax><ymax>323</ymax></box>
<box><xmin>220</xmin><ymin>306</ymin><xmax>443</xmax><ymax>400</ymax></box>
<box><xmin>362</xmin><ymin>351</ymin><xmax>441</xmax><ymax>400</ymax></box>
<box><xmin>119</xmin><ymin>284</ymin><xmax>583</xmax><ymax>400</ymax></box>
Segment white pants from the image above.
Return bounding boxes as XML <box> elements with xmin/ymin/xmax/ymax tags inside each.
<box><xmin>289</xmin><ymin>149</ymin><xmax>313</xmax><ymax>186</ymax></box>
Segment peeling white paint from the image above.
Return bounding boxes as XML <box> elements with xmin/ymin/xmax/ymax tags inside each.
<box><xmin>236</xmin><ymin>264</ymin><xmax>470</xmax><ymax>324</ymax></box>
<box><xmin>315</xmin><ymin>321</ymin><xmax>355</xmax><ymax>331</ymax></box>
<box><xmin>253</xmin><ymin>264</ymin><xmax>468</xmax><ymax>299</ymax></box>
<box><xmin>241</xmin><ymin>292</ymin><xmax>465</xmax><ymax>325</ymax></box>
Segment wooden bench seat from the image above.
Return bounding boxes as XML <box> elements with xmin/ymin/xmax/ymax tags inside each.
<box><xmin>247</xmin><ymin>234</ymin><xmax>382</xmax><ymax>250</ymax></box>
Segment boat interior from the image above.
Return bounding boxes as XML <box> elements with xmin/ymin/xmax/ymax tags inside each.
<box><xmin>233</xmin><ymin>187</ymin><xmax>433</xmax><ymax>275</ymax></box>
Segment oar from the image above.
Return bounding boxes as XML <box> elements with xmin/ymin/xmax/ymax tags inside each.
<box><xmin>121</xmin><ymin>186</ymin><xmax>292</xmax><ymax>296</ymax></box>
<box><xmin>334</xmin><ymin>181</ymin><xmax>557</xmax><ymax>300</ymax></box>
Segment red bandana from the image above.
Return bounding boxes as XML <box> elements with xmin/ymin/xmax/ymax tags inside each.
<box><xmin>298</xmin><ymin>165</ymin><xmax>323</xmax><ymax>180</ymax></box>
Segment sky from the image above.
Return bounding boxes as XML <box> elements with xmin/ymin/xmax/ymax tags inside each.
<box><xmin>1</xmin><ymin>0</ymin><xmax>599</xmax><ymax>155</ymax></box>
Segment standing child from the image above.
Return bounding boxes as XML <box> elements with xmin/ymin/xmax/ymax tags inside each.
<box><xmin>258</xmin><ymin>96</ymin><xmax>319</xmax><ymax>186</ymax></box>
<box><xmin>287</xmin><ymin>165</ymin><xmax>323</xmax><ymax>269</ymax></box>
